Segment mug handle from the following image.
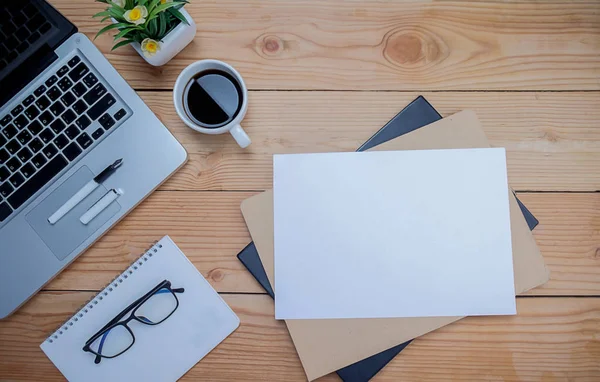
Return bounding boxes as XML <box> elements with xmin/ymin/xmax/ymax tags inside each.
<box><xmin>229</xmin><ymin>124</ymin><xmax>251</xmax><ymax>148</ymax></box>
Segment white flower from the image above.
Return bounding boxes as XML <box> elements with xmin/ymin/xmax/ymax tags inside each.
<box><xmin>123</xmin><ymin>5</ymin><xmax>148</xmax><ymax>25</ymax></box>
<box><xmin>141</xmin><ymin>38</ymin><xmax>161</xmax><ymax>57</ymax></box>
<box><xmin>111</xmin><ymin>0</ymin><xmax>125</xmax><ymax>7</ymax></box>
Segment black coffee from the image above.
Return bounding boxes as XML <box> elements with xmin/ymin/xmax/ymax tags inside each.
<box><xmin>183</xmin><ymin>70</ymin><xmax>243</xmax><ymax>128</ymax></box>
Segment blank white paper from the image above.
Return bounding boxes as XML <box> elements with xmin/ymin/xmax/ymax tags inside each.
<box><xmin>273</xmin><ymin>148</ymin><xmax>515</xmax><ymax>320</ymax></box>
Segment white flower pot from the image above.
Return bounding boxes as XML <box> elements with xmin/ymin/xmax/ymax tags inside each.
<box><xmin>115</xmin><ymin>8</ymin><xmax>196</xmax><ymax>66</ymax></box>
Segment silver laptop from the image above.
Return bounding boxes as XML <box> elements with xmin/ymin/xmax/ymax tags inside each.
<box><xmin>0</xmin><ymin>0</ymin><xmax>187</xmax><ymax>318</ymax></box>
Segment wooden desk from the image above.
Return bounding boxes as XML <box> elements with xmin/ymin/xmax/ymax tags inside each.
<box><xmin>1</xmin><ymin>1</ymin><xmax>599</xmax><ymax>380</ymax></box>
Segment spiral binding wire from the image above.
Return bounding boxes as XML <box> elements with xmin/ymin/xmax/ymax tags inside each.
<box><xmin>45</xmin><ymin>240</ymin><xmax>165</xmax><ymax>344</ymax></box>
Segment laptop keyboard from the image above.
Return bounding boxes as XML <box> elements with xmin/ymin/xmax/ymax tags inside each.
<box><xmin>0</xmin><ymin>55</ymin><xmax>129</xmax><ymax>223</ymax></box>
<box><xmin>0</xmin><ymin>2</ymin><xmax>52</xmax><ymax>71</ymax></box>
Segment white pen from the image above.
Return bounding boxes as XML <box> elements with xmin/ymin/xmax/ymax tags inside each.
<box><xmin>48</xmin><ymin>159</ymin><xmax>123</xmax><ymax>225</ymax></box>
<box><xmin>80</xmin><ymin>188</ymin><xmax>124</xmax><ymax>225</ymax></box>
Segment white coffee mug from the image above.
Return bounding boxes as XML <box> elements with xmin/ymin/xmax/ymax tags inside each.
<box><xmin>173</xmin><ymin>60</ymin><xmax>251</xmax><ymax>148</ymax></box>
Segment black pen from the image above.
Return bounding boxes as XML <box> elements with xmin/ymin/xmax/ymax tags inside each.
<box><xmin>48</xmin><ymin>159</ymin><xmax>123</xmax><ymax>224</ymax></box>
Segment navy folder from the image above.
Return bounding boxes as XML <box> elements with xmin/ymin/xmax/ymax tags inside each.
<box><xmin>237</xmin><ymin>96</ymin><xmax>539</xmax><ymax>382</ymax></box>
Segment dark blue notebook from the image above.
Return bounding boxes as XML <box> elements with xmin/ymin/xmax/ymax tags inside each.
<box><xmin>237</xmin><ymin>96</ymin><xmax>538</xmax><ymax>382</ymax></box>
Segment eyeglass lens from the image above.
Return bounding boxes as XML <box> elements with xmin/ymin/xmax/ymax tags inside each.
<box><xmin>88</xmin><ymin>287</ymin><xmax>177</xmax><ymax>357</ymax></box>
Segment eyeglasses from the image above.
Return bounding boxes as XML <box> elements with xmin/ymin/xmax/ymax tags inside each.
<box><xmin>83</xmin><ymin>279</ymin><xmax>185</xmax><ymax>364</ymax></box>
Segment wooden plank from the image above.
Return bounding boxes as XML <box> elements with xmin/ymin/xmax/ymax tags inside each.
<box><xmin>0</xmin><ymin>293</ymin><xmax>598</xmax><ymax>381</ymax></box>
<box><xmin>519</xmin><ymin>193</ymin><xmax>600</xmax><ymax>296</ymax></box>
<box><xmin>49</xmin><ymin>0</ymin><xmax>600</xmax><ymax>90</ymax></box>
<box><xmin>142</xmin><ymin>91</ymin><xmax>600</xmax><ymax>192</ymax></box>
<box><xmin>44</xmin><ymin>191</ymin><xmax>600</xmax><ymax>296</ymax></box>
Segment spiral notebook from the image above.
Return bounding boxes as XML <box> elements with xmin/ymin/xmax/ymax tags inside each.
<box><xmin>40</xmin><ymin>236</ymin><xmax>240</xmax><ymax>382</ymax></box>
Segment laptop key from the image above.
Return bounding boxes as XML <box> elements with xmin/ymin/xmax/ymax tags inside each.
<box><xmin>53</xmin><ymin>134</ymin><xmax>69</xmax><ymax>150</ymax></box>
<box><xmin>28</xmin><ymin>137</ymin><xmax>43</xmax><ymax>153</ymax></box>
<box><xmin>75</xmin><ymin>115</ymin><xmax>91</xmax><ymax>130</ymax></box>
<box><xmin>99</xmin><ymin>113</ymin><xmax>115</xmax><ymax>130</ymax></box>
<box><xmin>17</xmin><ymin>130</ymin><xmax>32</xmax><ymax>145</ymax></box>
<box><xmin>68</xmin><ymin>62</ymin><xmax>89</xmax><ymax>82</ymax></box>
<box><xmin>83</xmin><ymin>73</ymin><xmax>98</xmax><ymax>88</ymax></box>
<box><xmin>57</xmin><ymin>77</ymin><xmax>73</xmax><ymax>92</ymax></box>
<box><xmin>114</xmin><ymin>108</ymin><xmax>126</xmax><ymax>121</ymax></box>
<box><xmin>7</xmin><ymin>157</ymin><xmax>21</xmax><ymax>172</ymax></box>
<box><xmin>45</xmin><ymin>75</ymin><xmax>58</xmax><ymax>87</ymax></box>
<box><xmin>63</xmin><ymin>142</ymin><xmax>82</xmax><ymax>161</ymax></box>
<box><xmin>34</xmin><ymin>85</ymin><xmax>46</xmax><ymax>97</ymax></box>
<box><xmin>72</xmin><ymin>83</ymin><xmax>87</xmax><ymax>98</ymax></box>
<box><xmin>39</xmin><ymin>128</ymin><xmax>55</xmax><ymax>144</ymax></box>
<box><xmin>50</xmin><ymin>119</ymin><xmax>66</xmax><ymax>134</ymax></box>
<box><xmin>31</xmin><ymin>153</ymin><xmax>47</xmax><ymax>169</ymax></box>
<box><xmin>68</xmin><ymin>56</ymin><xmax>81</xmax><ymax>67</ymax></box>
<box><xmin>35</xmin><ymin>95</ymin><xmax>51</xmax><ymax>110</ymax></box>
<box><xmin>47</xmin><ymin>86</ymin><xmax>61</xmax><ymax>101</ymax></box>
<box><xmin>72</xmin><ymin>99</ymin><xmax>87</xmax><ymax>114</ymax></box>
<box><xmin>0</xmin><ymin>115</ymin><xmax>12</xmax><ymax>126</ymax></box>
<box><xmin>6</xmin><ymin>139</ymin><xmax>20</xmax><ymax>154</ymax></box>
<box><xmin>13</xmin><ymin>115</ymin><xmax>28</xmax><ymax>129</ymax></box>
<box><xmin>83</xmin><ymin>84</ymin><xmax>107</xmax><ymax>105</ymax></box>
<box><xmin>0</xmin><ymin>166</ymin><xmax>9</xmax><ymax>182</ymax></box>
<box><xmin>60</xmin><ymin>91</ymin><xmax>76</xmax><ymax>107</ymax></box>
<box><xmin>11</xmin><ymin>105</ymin><xmax>24</xmax><ymax>117</ymax></box>
<box><xmin>49</xmin><ymin>101</ymin><xmax>65</xmax><ymax>117</ymax></box>
<box><xmin>9</xmin><ymin>173</ymin><xmax>25</xmax><ymax>188</ymax></box>
<box><xmin>28</xmin><ymin>120</ymin><xmax>43</xmax><ymax>135</ymax></box>
<box><xmin>62</xmin><ymin>109</ymin><xmax>77</xmax><ymax>124</ymax></box>
<box><xmin>17</xmin><ymin>147</ymin><xmax>32</xmax><ymax>163</ymax></box>
<box><xmin>0</xmin><ymin>137</ymin><xmax>6</xmax><ymax>151</ymax></box>
<box><xmin>22</xmin><ymin>95</ymin><xmax>35</xmax><ymax>107</ymax></box>
<box><xmin>21</xmin><ymin>163</ymin><xmax>35</xmax><ymax>178</ymax></box>
<box><xmin>76</xmin><ymin>133</ymin><xmax>92</xmax><ymax>149</ymax></box>
<box><xmin>3</xmin><ymin>125</ymin><xmax>18</xmax><ymax>139</ymax></box>
<box><xmin>24</xmin><ymin>105</ymin><xmax>40</xmax><ymax>120</ymax></box>
<box><xmin>39</xmin><ymin>110</ymin><xmax>54</xmax><ymax>126</ymax></box>
<box><xmin>0</xmin><ymin>202</ymin><xmax>12</xmax><ymax>222</ymax></box>
<box><xmin>42</xmin><ymin>143</ymin><xmax>58</xmax><ymax>159</ymax></box>
<box><xmin>91</xmin><ymin>128</ymin><xmax>104</xmax><ymax>140</ymax></box>
<box><xmin>0</xmin><ymin>183</ymin><xmax>14</xmax><ymax>198</ymax></box>
<box><xmin>56</xmin><ymin>65</ymin><xmax>69</xmax><ymax>77</ymax></box>
<box><xmin>87</xmin><ymin>94</ymin><xmax>116</xmax><ymax>120</ymax></box>
<box><xmin>64</xmin><ymin>125</ymin><xmax>79</xmax><ymax>140</ymax></box>
<box><xmin>8</xmin><ymin>155</ymin><xmax>68</xmax><ymax>210</ymax></box>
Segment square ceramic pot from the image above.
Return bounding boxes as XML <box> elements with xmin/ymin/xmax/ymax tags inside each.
<box><xmin>116</xmin><ymin>8</ymin><xmax>196</xmax><ymax>66</ymax></box>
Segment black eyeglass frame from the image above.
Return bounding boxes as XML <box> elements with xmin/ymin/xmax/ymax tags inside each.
<box><xmin>82</xmin><ymin>279</ymin><xmax>185</xmax><ymax>364</ymax></box>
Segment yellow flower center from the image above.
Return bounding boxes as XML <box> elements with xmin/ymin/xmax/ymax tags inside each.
<box><xmin>129</xmin><ymin>8</ymin><xmax>141</xmax><ymax>20</ymax></box>
<box><xmin>146</xmin><ymin>41</ymin><xmax>158</xmax><ymax>53</ymax></box>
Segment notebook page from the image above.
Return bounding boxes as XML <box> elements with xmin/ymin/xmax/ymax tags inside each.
<box><xmin>41</xmin><ymin>236</ymin><xmax>239</xmax><ymax>382</ymax></box>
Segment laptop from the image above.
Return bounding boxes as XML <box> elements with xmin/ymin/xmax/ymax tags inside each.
<box><xmin>0</xmin><ymin>0</ymin><xmax>187</xmax><ymax>318</ymax></box>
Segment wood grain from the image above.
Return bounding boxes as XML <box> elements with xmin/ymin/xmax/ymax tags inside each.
<box><xmin>0</xmin><ymin>293</ymin><xmax>598</xmax><ymax>381</ymax></box>
<box><xmin>140</xmin><ymin>91</ymin><xmax>600</xmax><ymax>192</ymax></box>
<box><xmin>49</xmin><ymin>0</ymin><xmax>600</xmax><ymax>90</ymax></box>
<box><xmin>43</xmin><ymin>191</ymin><xmax>600</xmax><ymax>296</ymax></box>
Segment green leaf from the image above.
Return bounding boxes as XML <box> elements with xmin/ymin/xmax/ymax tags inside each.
<box><xmin>125</xmin><ymin>0</ymin><xmax>134</xmax><ymax>10</ymax></box>
<box><xmin>158</xmin><ymin>11</ymin><xmax>167</xmax><ymax>38</ymax></box>
<box><xmin>113</xmin><ymin>26</ymin><xmax>139</xmax><ymax>40</ymax></box>
<box><xmin>94</xmin><ymin>22</ymin><xmax>131</xmax><ymax>39</ymax></box>
<box><xmin>138</xmin><ymin>0</ymin><xmax>148</xmax><ymax>5</ymax></box>
<box><xmin>167</xmin><ymin>7</ymin><xmax>188</xmax><ymax>25</ymax></box>
<box><xmin>147</xmin><ymin>2</ymin><xmax>180</xmax><ymax>20</ymax></box>
<box><xmin>107</xmin><ymin>7</ymin><xmax>125</xmax><ymax>19</ymax></box>
<box><xmin>147</xmin><ymin>17</ymin><xmax>157</xmax><ymax>37</ymax></box>
<box><xmin>92</xmin><ymin>10</ymin><xmax>111</xmax><ymax>18</ymax></box>
<box><xmin>111</xmin><ymin>39</ymin><xmax>136</xmax><ymax>51</ymax></box>
<box><xmin>100</xmin><ymin>15</ymin><xmax>113</xmax><ymax>22</ymax></box>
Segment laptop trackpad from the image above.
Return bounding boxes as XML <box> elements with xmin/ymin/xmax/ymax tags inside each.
<box><xmin>26</xmin><ymin>166</ymin><xmax>121</xmax><ymax>261</ymax></box>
